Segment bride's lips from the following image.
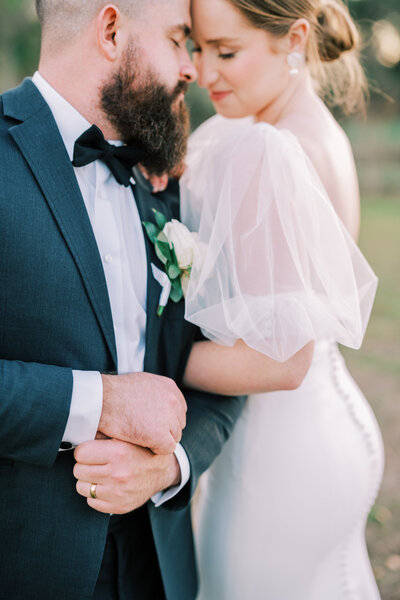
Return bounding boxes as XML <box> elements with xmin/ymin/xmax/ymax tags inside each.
<box><xmin>209</xmin><ymin>90</ymin><xmax>232</xmax><ymax>102</ymax></box>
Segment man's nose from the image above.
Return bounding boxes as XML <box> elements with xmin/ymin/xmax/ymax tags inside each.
<box><xmin>180</xmin><ymin>47</ymin><xmax>198</xmax><ymax>83</ymax></box>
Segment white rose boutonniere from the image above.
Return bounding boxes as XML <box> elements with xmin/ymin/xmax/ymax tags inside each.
<box><xmin>163</xmin><ymin>220</ymin><xmax>198</xmax><ymax>271</ymax></box>
<box><xmin>143</xmin><ymin>209</ymin><xmax>205</xmax><ymax>316</ymax></box>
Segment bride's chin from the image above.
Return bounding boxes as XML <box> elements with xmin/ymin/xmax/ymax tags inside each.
<box><xmin>213</xmin><ymin>105</ymin><xmax>253</xmax><ymax>120</ymax></box>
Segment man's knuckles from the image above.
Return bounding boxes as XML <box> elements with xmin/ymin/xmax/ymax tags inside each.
<box><xmin>154</xmin><ymin>436</ymin><xmax>177</xmax><ymax>455</ymax></box>
<box><xmin>113</xmin><ymin>468</ymin><xmax>132</xmax><ymax>486</ymax></box>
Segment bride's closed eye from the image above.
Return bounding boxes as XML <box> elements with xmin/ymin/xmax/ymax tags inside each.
<box><xmin>217</xmin><ymin>45</ymin><xmax>237</xmax><ymax>60</ymax></box>
<box><xmin>190</xmin><ymin>46</ymin><xmax>236</xmax><ymax>60</ymax></box>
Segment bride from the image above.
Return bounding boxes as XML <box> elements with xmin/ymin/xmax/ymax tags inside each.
<box><xmin>174</xmin><ymin>0</ymin><xmax>384</xmax><ymax>598</ymax></box>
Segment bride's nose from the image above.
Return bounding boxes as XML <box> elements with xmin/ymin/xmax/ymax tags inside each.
<box><xmin>196</xmin><ymin>58</ymin><xmax>219</xmax><ymax>89</ymax></box>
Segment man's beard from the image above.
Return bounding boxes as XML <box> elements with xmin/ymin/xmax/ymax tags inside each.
<box><xmin>100</xmin><ymin>45</ymin><xmax>190</xmax><ymax>177</ymax></box>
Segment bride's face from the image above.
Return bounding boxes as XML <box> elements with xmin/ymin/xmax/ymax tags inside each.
<box><xmin>191</xmin><ymin>0</ymin><xmax>290</xmax><ymax>119</ymax></box>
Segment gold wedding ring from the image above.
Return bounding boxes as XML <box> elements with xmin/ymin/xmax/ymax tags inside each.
<box><xmin>90</xmin><ymin>483</ymin><xmax>97</xmax><ymax>500</ymax></box>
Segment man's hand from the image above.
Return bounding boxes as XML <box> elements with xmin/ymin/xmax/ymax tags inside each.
<box><xmin>99</xmin><ymin>372</ymin><xmax>187</xmax><ymax>454</ymax></box>
<box><xmin>73</xmin><ymin>439</ymin><xmax>181</xmax><ymax>514</ymax></box>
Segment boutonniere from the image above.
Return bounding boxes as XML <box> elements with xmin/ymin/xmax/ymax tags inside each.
<box><xmin>143</xmin><ymin>209</ymin><xmax>204</xmax><ymax>316</ymax></box>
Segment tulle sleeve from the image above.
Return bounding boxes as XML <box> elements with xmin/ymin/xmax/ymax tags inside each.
<box><xmin>180</xmin><ymin>115</ymin><xmax>377</xmax><ymax>361</ymax></box>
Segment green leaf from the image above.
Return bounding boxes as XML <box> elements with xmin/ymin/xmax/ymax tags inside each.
<box><xmin>170</xmin><ymin>285</ymin><xmax>183</xmax><ymax>303</ymax></box>
<box><xmin>168</xmin><ymin>264</ymin><xmax>181</xmax><ymax>280</ymax></box>
<box><xmin>156</xmin><ymin>240</ymin><xmax>172</xmax><ymax>263</ymax></box>
<box><xmin>170</xmin><ymin>277</ymin><xmax>182</xmax><ymax>292</ymax></box>
<box><xmin>155</xmin><ymin>243</ymin><xmax>168</xmax><ymax>265</ymax></box>
<box><xmin>142</xmin><ymin>221</ymin><xmax>160</xmax><ymax>244</ymax></box>
<box><xmin>170</xmin><ymin>243</ymin><xmax>180</xmax><ymax>268</ymax></box>
<box><xmin>152</xmin><ymin>208</ymin><xmax>168</xmax><ymax>230</ymax></box>
<box><xmin>157</xmin><ymin>231</ymin><xmax>169</xmax><ymax>244</ymax></box>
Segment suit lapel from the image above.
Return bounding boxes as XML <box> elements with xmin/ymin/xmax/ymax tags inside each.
<box><xmin>132</xmin><ymin>169</ymin><xmax>168</xmax><ymax>373</ymax></box>
<box><xmin>4</xmin><ymin>80</ymin><xmax>117</xmax><ymax>368</ymax></box>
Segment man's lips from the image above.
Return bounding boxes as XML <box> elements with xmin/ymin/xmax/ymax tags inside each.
<box><xmin>172</xmin><ymin>81</ymin><xmax>189</xmax><ymax>102</ymax></box>
<box><xmin>209</xmin><ymin>90</ymin><xmax>232</xmax><ymax>102</ymax></box>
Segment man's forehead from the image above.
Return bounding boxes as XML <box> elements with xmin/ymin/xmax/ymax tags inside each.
<box><xmin>139</xmin><ymin>0</ymin><xmax>191</xmax><ymax>23</ymax></box>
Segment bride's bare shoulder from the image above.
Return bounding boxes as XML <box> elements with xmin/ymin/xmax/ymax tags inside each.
<box><xmin>277</xmin><ymin>103</ymin><xmax>350</xmax><ymax>167</ymax></box>
<box><xmin>277</xmin><ymin>106</ymin><xmax>360</xmax><ymax>239</ymax></box>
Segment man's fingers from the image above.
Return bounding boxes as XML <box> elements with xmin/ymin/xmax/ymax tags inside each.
<box><xmin>86</xmin><ymin>497</ymin><xmax>115</xmax><ymax>514</ymax></box>
<box><xmin>165</xmin><ymin>381</ymin><xmax>186</xmax><ymax>413</ymax></box>
<box><xmin>86</xmin><ymin>496</ymin><xmax>144</xmax><ymax>515</ymax></box>
<box><xmin>76</xmin><ymin>479</ymin><xmax>105</xmax><ymax>500</ymax></box>
<box><xmin>150</xmin><ymin>434</ymin><xmax>177</xmax><ymax>455</ymax></box>
<box><xmin>177</xmin><ymin>407</ymin><xmax>186</xmax><ymax>431</ymax></box>
<box><xmin>170</xmin><ymin>419</ymin><xmax>183</xmax><ymax>445</ymax></box>
<box><xmin>73</xmin><ymin>462</ymin><xmax>109</xmax><ymax>483</ymax></box>
<box><xmin>74</xmin><ymin>440</ymin><xmax>112</xmax><ymax>465</ymax></box>
<box><xmin>173</xmin><ymin>390</ymin><xmax>187</xmax><ymax>430</ymax></box>
<box><xmin>177</xmin><ymin>389</ymin><xmax>187</xmax><ymax>414</ymax></box>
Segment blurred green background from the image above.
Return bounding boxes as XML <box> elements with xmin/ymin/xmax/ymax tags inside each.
<box><xmin>0</xmin><ymin>0</ymin><xmax>399</xmax><ymax>597</ymax></box>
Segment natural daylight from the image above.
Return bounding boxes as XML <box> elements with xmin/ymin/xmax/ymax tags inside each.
<box><xmin>0</xmin><ymin>0</ymin><xmax>399</xmax><ymax>599</ymax></box>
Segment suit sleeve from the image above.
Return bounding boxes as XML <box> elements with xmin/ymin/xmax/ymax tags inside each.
<box><xmin>0</xmin><ymin>359</ymin><xmax>73</xmax><ymax>467</ymax></box>
<box><xmin>161</xmin><ymin>386</ymin><xmax>246</xmax><ymax>511</ymax></box>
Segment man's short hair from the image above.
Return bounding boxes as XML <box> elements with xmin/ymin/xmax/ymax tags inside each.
<box><xmin>35</xmin><ymin>1</ymin><xmax>141</xmax><ymax>47</ymax></box>
<box><xmin>36</xmin><ymin>1</ymin><xmax>136</xmax><ymax>25</ymax></box>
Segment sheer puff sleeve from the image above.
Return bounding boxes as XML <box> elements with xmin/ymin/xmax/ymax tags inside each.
<box><xmin>180</xmin><ymin>115</ymin><xmax>377</xmax><ymax>362</ymax></box>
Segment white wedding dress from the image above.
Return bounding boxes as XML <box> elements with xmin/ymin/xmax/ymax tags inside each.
<box><xmin>180</xmin><ymin>116</ymin><xmax>384</xmax><ymax>600</ymax></box>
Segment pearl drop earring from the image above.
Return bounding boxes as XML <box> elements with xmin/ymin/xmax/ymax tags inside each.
<box><xmin>287</xmin><ymin>52</ymin><xmax>304</xmax><ymax>76</ymax></box>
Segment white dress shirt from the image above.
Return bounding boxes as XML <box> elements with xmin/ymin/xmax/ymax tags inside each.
<box><xmin>32</xmin><ymin>72</ymin><xmax>190</xmax><ymax>505</ymax></box>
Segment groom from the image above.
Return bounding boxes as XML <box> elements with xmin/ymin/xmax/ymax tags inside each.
<box><xmin>0</xmin><ymin>1</ymin><xmax>245</xmax><ymax>599</ymax></box>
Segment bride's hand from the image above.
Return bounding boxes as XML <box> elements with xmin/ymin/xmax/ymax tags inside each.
<box><xmin>139</xmin><ymin>161</ymin><xmax>187</xmax><ymax>192</ymax></box>
<box><xmin>139</xmin><ymin>166</ymin><xmax>169</xmax><ymax>193</ymax></box>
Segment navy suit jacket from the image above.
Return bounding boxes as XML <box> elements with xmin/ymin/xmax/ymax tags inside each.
<box><xmin>0</xmin><ymin>79</ymin><xmax>244</xmax><ymax>600</ymax></box>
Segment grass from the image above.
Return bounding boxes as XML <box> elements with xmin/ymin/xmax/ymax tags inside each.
<box><xmin>344</xmin><ymin>120</ymin><xmax>400</xmax><ymax>197</ymax></box>
<box><xmin>328</xmin><ymin>118</ymin><xmax>400</xmax><ymax>599</ymax></box>
<box><xmin>341</xmin><ymin>193</ymin><xmax>400</xmax><ymax>600</ymax></box>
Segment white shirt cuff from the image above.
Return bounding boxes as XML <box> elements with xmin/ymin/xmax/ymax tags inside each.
<box><xmin>60</xmin><ymin>371</ymin><xmax>103</xmax><ymax>449</ymax></box>
<box><xmin>151</xmin><ymin>443</ymin><xmax>191</xmax><ymax>507</ymax></box>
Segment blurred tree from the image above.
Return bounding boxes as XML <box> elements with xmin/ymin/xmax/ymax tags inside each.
<box><xmin>0</xmin><ymin>0</ymin><xmax>398</xmax><ymax>118</ymax></box>
<box><xmin>0</xmin><ymin>0</ymin><xmax>40</xmax><ymax>90</ymax></box>
<box><xmin>349</xmin><ymin>0</ymin><xmax>400</xmax><ymax>115</ymax></box>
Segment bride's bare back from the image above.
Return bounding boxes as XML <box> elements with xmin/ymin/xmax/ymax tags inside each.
<box><xmin>277</xmin><ymin>88</ymin><xmax>360</xmax><ymax>240</ymax></box>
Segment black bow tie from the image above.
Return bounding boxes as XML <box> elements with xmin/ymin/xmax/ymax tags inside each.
<box><xmin>72</xmin><ymin>125</ymin><xmax>146</xmax><ymax>187</ymax></box>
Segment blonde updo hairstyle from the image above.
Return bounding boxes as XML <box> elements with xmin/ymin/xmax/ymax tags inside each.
<box><xmin>229</xmin><ymin>0</ymin><xmax>367</xmax><ymax>115</ymax></box>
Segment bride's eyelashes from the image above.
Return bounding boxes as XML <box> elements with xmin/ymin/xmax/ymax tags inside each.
<box><xmin>190</xmin><ymin>47</ymin><xmax>236</xmax><ymax>60</ymax></box>
<box><xmin>218</xmin><ymin>52</ymin><xmax>236</xmax><ymax>60</ymax></box>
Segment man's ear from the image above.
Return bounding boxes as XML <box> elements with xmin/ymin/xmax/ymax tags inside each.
<box><xmin>97</xmin><ymin>4</ymin><xmax>122</xmax><ymax>61</ymax></box>
<box><xmin>287</xmin><ymin>18</ymin><xmax>310</xmax><ymax>54</ymax></box>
